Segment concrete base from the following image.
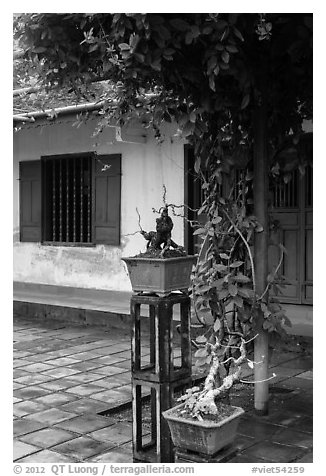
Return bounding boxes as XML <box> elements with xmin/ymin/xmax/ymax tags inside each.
<box><xmin>13</xmin><ymin>300</ymin><xmax>132</xmax><ymax>330</ymax></box>
<box><xmin>13</xmin><ymin>281</ymin><xmax>313</xmax><ymax>337</ymax></box>
<box><xmin>174</xmin><ymin>444</ymin><xmax>237</xmax><ymax>463</ymax></box>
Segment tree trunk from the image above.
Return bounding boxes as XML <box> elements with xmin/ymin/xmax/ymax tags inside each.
<box><xmin>253</xmin><ymin>96</ymin><xmax>269</xmax><ymax>415</ymax></box>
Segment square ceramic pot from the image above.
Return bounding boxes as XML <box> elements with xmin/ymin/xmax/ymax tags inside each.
<box><xmin>163</xmin><ymin>403</ymin><xmax>244</xmax><ymax>455</ymax></box>
<box><xmin>122</xmin><ymin>255</ymin><xmax>196</xmax><ymax>296</ymax></box>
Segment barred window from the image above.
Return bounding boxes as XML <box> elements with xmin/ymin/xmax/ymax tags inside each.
<box><xmin>19</xmin><ymin>153</ymin><xmax>121</xmax><ymax>246</ymax></box>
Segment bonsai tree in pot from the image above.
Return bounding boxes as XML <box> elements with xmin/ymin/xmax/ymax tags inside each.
<box><xmin>139</xmin><ymin>204</ymin><xmax>186</xmax><ymax>258</ymax></box>
<box><xmin>163</xmin><ymin>170</ymin><xmax>290</xmax><ymax>456</ymax></box>
<box><xmin>123</xmin><ymin>193</ymin><xmax>197</xmax><ymax>296</ymax></box>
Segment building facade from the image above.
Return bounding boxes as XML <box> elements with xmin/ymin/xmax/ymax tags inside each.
<box><xmin>13</xmin><ymin>112</ymin><xmax>313</xmax><ymax>331</ymax></box>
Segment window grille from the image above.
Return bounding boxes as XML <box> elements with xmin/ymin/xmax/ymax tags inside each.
<box><xmin>43</xmin><ymin>155</ymin><xmax>92</xmax><ymax>244</ymax></box>
<box><xmin>272</xmin><ymin>170</ymin><xmax>298</xmax><ymax>208</ymax></box>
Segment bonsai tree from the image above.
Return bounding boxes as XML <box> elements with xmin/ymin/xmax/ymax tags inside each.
<box><xmin>126</xmin><ymin>185</ymin><xmax>187</xmax><ymax>258</ymax></box>
<box><xmin>176</xmin><ymin>171</ymin><xmax>287</xmax><ymax>420</ymax></box>
<box><xmin>14</xmin><ymin>13</ymin><xmax>312</xmax><ymax>413</ymax></box>
<box><xmin>139</xmin><ymin>205</ymin><xmax>185</xmax><ymax>258</ymax></box>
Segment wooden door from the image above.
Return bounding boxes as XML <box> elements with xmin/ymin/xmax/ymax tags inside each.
<box><xmin>268</xmin><ymin>165</ymin><xmax>313</xmax><ymax>304</ymax></box>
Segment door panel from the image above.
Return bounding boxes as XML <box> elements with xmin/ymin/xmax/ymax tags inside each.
<box><xmin>268</xmin><ymin>161</ymin><xmax>312</xmax><ymax>305</ymax></box>
<box><xmin>268</xmin><ymin>209</ymin><xmax>301</xmax><ymax>303</ymax></box>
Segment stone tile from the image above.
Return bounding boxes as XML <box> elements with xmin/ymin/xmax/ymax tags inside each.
<box><xmin>13</xmin><ymin>401</ymin><xmax>49</xmax><ymax>417</ymax></box>
<box><xmin>92</xmin><ymin>365</ymin><xmax>129</xmax><ymax>376</ymax></box>
<box><xmin>88</xmin><ymin>340</ymin><xmax>123</xmax><ymax>350</ymax></box>
<box><xmin>113</xmin><ymin>360</ymin><xmax>132</xmax><ymax>369</ymax></box>
<box><xmin>238</xmin><ymin>418</ymin><xmax>281</xmax><ymax>440</ymax></box>
<box><xmin>52</xmin><ymin>436</ymin><xmax>110</xmax><ymax>460</ymax></box>
<box><xmin>14</xmin><ymin>351</ymin><xmax>35</xmax><ymax>359</ymax></box>
<box><xmin>279</xmin><ymin>398</ymin><xmax>313</xmax><ymax>417</ymax></box>
<box><xmin>68</xmin><ymin>351</ymin><xmax>102</xmax><ymax>361</ymax></box>
<box><xmin>52</xmin><ymin>332</ymin><xmax>84</xmax><ymax>340</ymax></box>
<box><xmin>19</xmin><ymin>428</ymin><xmax>76</xmax><ymax>448</ymax></box>
<box><xmin>89</xmin><ymin>422</ymin><xmax>132</xmax><ymax>445</ymax></box>
<box><xmin>63</xmin><ymin>372</ymin><xmax>105</xmax><ymax>384</ymax></box>
<box><xmin>39</xmin><ymin>378</ymin><xmax>81</xmax><ymax>391</ymax></box>
<box><xmin>111</xmin><ymin>350</ymin><xmax>131</xmax><ymax>359</ymax></box>
<box><xmin>13</xmin><ymin>382</ymin><xmax>25</xmax><ymax>390</ymax></box>
<box><xmin>13</xmin><ymin>440</ymin><xmax>40</xmax><ymax>461</ymax></box>
<box><xmin>59</xmin><ymin>398</ymin><xmax>109</xmax><ymax>415</ymax></box>
<box><xmin>92</xmin><ymin>355</ymin><xmax>127</xmax><ymax>365</ymax></box>
<box><xmin>42</xmin><ymin>349</ymin><xmax>78</xmax><ymax>358</ymax></box>
<box><xmin>18</xmin><ymin>362</ymin><xmax>55</xmax><ymax>373</ymax></box>
<box><xmin>65</xmin><ymin>383</ymin><xmax>107</xmax><ymax>397</ymax></box>
<box><xmin>14</xmin><ymin>386</ymin><xmax>52</xmax><ymax>400</ymax></box>
<box><xmin>44</xmin><ymin>357</ymin><xmax>82</xmax><ymax>366</ymax></box>
<box><xmin>89</xmin><ymin>389</ymin><xmax>130</xmax><ymax>404</ymax></box>
<box><xmin>27</xmin><ymin>408</ymin><xmax>78</xmax><ymax>425</ymax></box>
<box><xmin>115</xmin><ymin>384</ymin><xmax>131</xmax><ymax>395</ymax></box>
<box><xmin>15</xmin><ymin>374</ymin><xmax>54</xmax><ymax>386</ymax></box>
<box><xmin>250</xmin><ymin>409</ymin><xmax>302</xmax><ymax>428</ymax></box>
<box><xmin>89</xmin><ymin>378</ymin><xmax>123</xmax><ymax>390</ymax></box>
<box><xmin>13</xmin><ymin>419</ymin><xmax>47</xmax><ymax>437</ymax></box>
<box><xmin>25</xmin><ymin>352</ymin><xmax>61</xmax><ymax>362</ymax></box>
<box><xmin>118</xmin><ymin>441</ymin><xmax>133</xmax><ymax>451</ymax></box>
<box><xmin>92</xmin><ymin>343</ymin><xmax>131</xmax><ymax>355</ymax></box>
<box><xmin>228</xmin><ymin>454</ymin><xmax>267</xmax><ymax>463</ymax></box>
<box><xmin>278</xmin><ymin>357</ymin><xmax>313</xmax><ymax>370</ymax></box>
<box><xmin>83</xmin><ymin>341</ymin><xmax>118</xmax><ymax>350</ymax></box>
<box><xmin>296</xmin><ymin>451</ymin><xmax>313</xmax><ymax>463</ymax></box>
<box><xmin>14</xmin><ymin>359</ymin><xmax>33</xmax><ymax>368</ymax></box>
<box><xmin>272</xmin><ymin>428</ymin><xmax>313</xmax><ymax>449</ymax></box>
<box><xmin>41</xmin><ymin>367</ymin><xmax>81</xmax><ymax>379</ymax></box>
<box><xmin>116</xmin><ymin>372</ymin><xmax>131</xmax><ymax>383</ymax></box>
<box><xmin>268</xmin><ymin>366</ymin><xmax>305</xmax><ymax>383</ymax></box>
<box><xmin>279</xmin><ymin>377</ymin><xmax>313</xmax><ymax>391</ymax></box>
<box><xmin>98</xmin><ymin>375</ymin><xmax>131</xmax><ymax>389</ymax></box>
<box><xmin>89</xmin><ymin>449</ymin><xmax>133</xmax><ymax>463</ymax></box>
<box><xmin>13</xmin><ymin>369</ymin><xmax>30</xmax><ymax>379</ymax></box>
<box><xmin>234</xmin><ymin>434</ymin><xmax>257</xmax><ymax>451</ymax></box>
<box><xmin>17</xmin><ymin>449</ymin><xmax>76</xmax><ymax>463</ymax></box>
<box><xmin>297</xmin><ymin>370</ymin><xmax>313</xmax><ymax>380</ymax></box>
<box><xmin>291</xmin><ymin>416</ymin><xmax>313</xmax><ymax>434</ymax></box>
<box><xmin>34</xmin><ymin>392</ymin><xmax>79</xmax><ymax>407</ymax></box>
<box><xmin>13</xmin><ymin>397</ymin><xmax>23</xmax><ymax>403</ymax></box>
<box><xmin>67</xmin><ymin>344</ymin><xmax>100</xmax><ymax>352</ymax></box>
<box><xmin>66</xmin><ymin>360</ymin><xmax>105</xmax><ymax>372</ymax></box>
<box><xmin>31</xmin><ymin>341</ymin><xmax>72</xmax><ymax>353</ymax></box>
<box><xmin>55</xmin><ymin>414</ymin><xmax>115</xmax><ymax>434</ymax></box>
<box><xmin>241</xmin><ymin>440</ymin><xmax>306</xmax><ymax>463</ymax></box>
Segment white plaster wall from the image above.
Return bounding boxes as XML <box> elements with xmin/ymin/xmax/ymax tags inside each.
<box><xmin>13</xmin><ymin>116</ymin><xmax>185</xmax><ymax>291</ymax></box>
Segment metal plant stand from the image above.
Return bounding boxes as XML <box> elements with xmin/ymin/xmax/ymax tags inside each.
<box><xmin>130</xmin><ymin>293</ymin><xmax>192</xmax><ymax>463</ymax></box>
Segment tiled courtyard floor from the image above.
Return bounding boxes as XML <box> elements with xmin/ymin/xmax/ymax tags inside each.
<box><xmin>13</xmin><ymin>315</ymin><xmax>313</xmax><ymax>463</ymax></box>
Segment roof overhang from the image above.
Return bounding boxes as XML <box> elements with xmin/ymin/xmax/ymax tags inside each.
<box><xmin>13</xmin><ymin>101</ymin><xmax>105</xmax><ymax>124</ymax></box>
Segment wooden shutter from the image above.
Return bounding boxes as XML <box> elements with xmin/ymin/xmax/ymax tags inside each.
<box><xmin>92</xmin><ymin>154</ymin><xmax>121</xmax><ymax>245</ymax></box>
<box><xmin>19</xmin><ymin>161</ymin><xmax>42</xmax><ymax>242</ymax></box>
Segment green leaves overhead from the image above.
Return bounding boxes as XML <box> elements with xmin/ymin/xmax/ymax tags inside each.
<box><xmin>14</xmin><ymin>13</ymin><xmax>312</xmax><ymax>179</ymax></box>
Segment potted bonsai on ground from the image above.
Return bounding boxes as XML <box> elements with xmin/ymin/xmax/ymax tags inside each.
<box><xmin>162</xmin><ymin>171</ymin><xmax>289</xmax><ymax>457</ymax></box>
<box><xmin>163</xmin><ymin>336</ymin><xmax>249</xmax><ymax>456</ymax></box>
